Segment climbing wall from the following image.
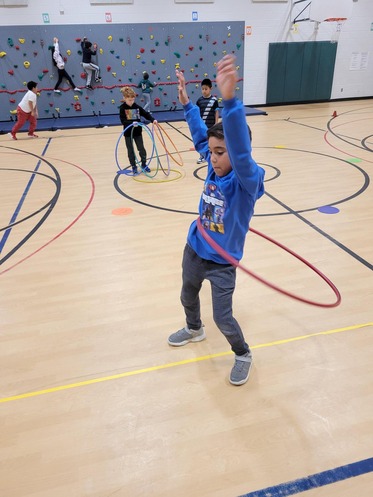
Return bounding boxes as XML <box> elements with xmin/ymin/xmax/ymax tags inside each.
<box><xmin>0</xmin><ymin>22</ymin><xmax>245</xmax><ymax>122</ymax></box>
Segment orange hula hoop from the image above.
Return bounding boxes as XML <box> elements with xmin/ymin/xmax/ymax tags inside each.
<box><xmin>153</xmin><ymin>122</ymin><xmax>184</xmax><ymax>167</ymax></box>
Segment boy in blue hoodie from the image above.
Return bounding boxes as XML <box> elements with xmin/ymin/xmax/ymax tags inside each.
<box><xmin>168</xmin><ymin>55</ymin><xmax>265</xmax><ymax>386</ymax></box>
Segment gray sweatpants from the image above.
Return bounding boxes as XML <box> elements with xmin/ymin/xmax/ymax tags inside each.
<box><xmin>82</xmin><ymin>62</ymin><xmax>100</xmax><ymax>86</ymax></box>
<box><xmin>180</xmin><ymin>243</ymin><xmax>250</xmax><ymax>356</ymax></box>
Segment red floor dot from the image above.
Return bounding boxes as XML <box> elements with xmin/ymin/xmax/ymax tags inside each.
<box><xmin>112</xmin><ymin>207</ymin><xmax>133</xmax><ymax>216</ymax></box>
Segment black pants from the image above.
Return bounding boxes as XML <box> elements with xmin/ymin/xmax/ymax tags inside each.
<box><xmin>55</xmin><ymin>68</ymin><xmax>75</xmax><ymax>90</ymax></box>
<box><xmin>125</xmin><ymin>134</ymin><xmax>146</xmax><ymax>167</ymax></box>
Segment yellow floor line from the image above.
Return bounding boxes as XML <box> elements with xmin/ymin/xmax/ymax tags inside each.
<box><xmin>1</xmin><ymin>322</ymin><xmax>372</xmax><ymax>404</ymax></box>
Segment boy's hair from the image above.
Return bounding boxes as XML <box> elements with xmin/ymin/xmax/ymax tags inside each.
<box><xmin>84</xmin><ymin>41</ymin><xmax>92</xmax><ymax>49</ymax></box>
<box><xmin>207</xmin><ymin>121</ymin><xmax>252</xmax><ymax>142</ymax></box>
<box><xmin>27</xmin><ymin>81</ymin><xmax>37</xmax><ymax>91</ymax></box>
<box><xmin>142</xmin><ymin>72</ymin><xmax>149</xmax><ymax>80</ymax></box>
<box><xmin>120</xmin><ymin>86</ymin><xmax>136</xmax><ymax>98</ymax></box>
<box><xmin>201</xmin><ymin>78</ymin><xmax>212</xmax><ymax>88</ymax></box>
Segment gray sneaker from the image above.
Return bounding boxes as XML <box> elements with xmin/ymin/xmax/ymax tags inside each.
<box><xmin>168</xmin><ymin>325</ymin><xmax>206</xmax><ymax>347</ymax></box>
<box><xmin>229</xmin><ymin>352</ymin><xmax>252</xmax><ymax>386</ymax></box>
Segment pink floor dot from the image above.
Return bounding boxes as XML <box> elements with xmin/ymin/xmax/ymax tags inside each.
<box><xmin>112</xmin><ymin>207</ymin><xmax>133</xmax><ymax>216</ymax></box>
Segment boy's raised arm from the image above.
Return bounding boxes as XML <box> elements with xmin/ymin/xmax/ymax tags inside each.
<box><xmin>175</xmin><ymin>69</ymin><xmax>190</xmax><ymax>106</ymax></box>
<box><xmin>216</xmin><ymin>54</ymin><xmax>238</xmax><ymax>101</ymax></box>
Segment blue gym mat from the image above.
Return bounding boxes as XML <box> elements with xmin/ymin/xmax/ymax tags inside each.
<box><xmin>0</xmin><ymin>106</ymin><xmax>266</xmax><ymax>134</ymax></box>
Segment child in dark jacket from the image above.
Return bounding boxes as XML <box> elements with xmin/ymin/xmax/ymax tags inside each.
<box><xmin>196</xmin><ymin>78</ymin><xmax>219</xmax><ymax>164</ymax></box>
<box><xmin>81</xmin><ymin>37</ymin><xmax>101</xmax><ymax>90</ymax></box>
<box><xmin>119</xmin><ymin>86</ymin><xmax>158</xmax><ymax>175</ymax></box>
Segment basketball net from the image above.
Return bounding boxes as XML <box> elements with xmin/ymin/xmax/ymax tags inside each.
<box><xmin>325</xmin><ymin>17</ymin><xmax>347</xmax><ymax>43</ymax></box>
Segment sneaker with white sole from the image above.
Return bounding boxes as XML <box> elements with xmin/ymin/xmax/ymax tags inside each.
<box><xmin>8</xmin><ymin>132</ymin><xmax>17</xmax><ymax>140</ymax></box>
<box><xmin>168</xmin><ymin>325</ymin><xmax>206</xmax><ymax>346</ymax></box>
<box><xmin>74</xmin><ymin>87</ymin><xmax>83</xmax><ymax>93</ymax></box>
<box><xmin>54</xmin><ymin>89</ymin><xmax>61</xmax><ymax>94</ymax></box>
<box><xmin>196</xmin><ymin>156</ymin><xmax>205</xmax><ymax>164</ymax></box>
<box><xmin>229</xmin><ymin>352</ymin><xmax>252</xmax><ymax>386</ymax></box>
<box><xmin>28</xmin><ymin>133</ymin><xmax>39</xmax><ymax>138</ymax></box>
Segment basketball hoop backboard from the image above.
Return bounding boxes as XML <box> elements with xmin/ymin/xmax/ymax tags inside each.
<box><xmin>309</xmin><ymin>0</ymin><xmax>353</xmax><ymax>23</ymax></box>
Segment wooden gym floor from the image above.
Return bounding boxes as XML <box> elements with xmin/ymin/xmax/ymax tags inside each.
<box><xmin>0</xmin><ymin>98</ymin><xmax>372</xmax><ymax>497</ymax></box>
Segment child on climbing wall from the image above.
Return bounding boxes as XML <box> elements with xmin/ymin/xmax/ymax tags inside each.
<box><xmin>137</xmin><ymin>72</ymin><xmax>156</xmax><ymax>112</ymax></box>
<box><xmin>81</xmin><ymin>37</ymin><xmax>102</xmax><ymax>90</ymax></box>
<box><xmin>119</xmin><ymin>86</ymin><xmax>157</xmax><ymax>175</ymax></box>
<box><xmin>51</xmin><ymin>37</ymin><xmax>82</xmax><ymax>94</ymax></box>
<box><xmin>9</xmin><ymin>81</ymin><xmax>39</xmax><ymax>140</ymax></box>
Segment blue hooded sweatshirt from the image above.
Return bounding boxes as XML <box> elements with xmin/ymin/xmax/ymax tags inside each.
<box><xmin>184</xmin><ymin>97</ymin><xmax>265</xmax><ymax>264</ymax></box>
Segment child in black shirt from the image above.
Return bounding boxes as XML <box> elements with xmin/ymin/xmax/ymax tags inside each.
<box><xmin>119</xmin><ymin>87</ymin><xmax>157</xmax><ymax>175</ymax></box>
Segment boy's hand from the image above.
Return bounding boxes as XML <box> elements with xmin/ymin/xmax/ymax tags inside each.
<box><xmin>175</xmin><ymin>69</ymin><xmax>189</xmax><ymax>106</ymax></box>
<box><xmin>216</xmin><ymin>54</ymin><xmax>238</xmax><ymax>101</ymax></box>
<box><xmin>54</xmin><ymin>37</ymin><xmax>58</xmax><ymax>43</ymax></box>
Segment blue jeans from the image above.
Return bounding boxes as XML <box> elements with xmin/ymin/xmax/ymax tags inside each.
<box><xmin>180</xmin><ymin>244</ymin><xmax>250</xmax><ymax>356</ymax></box>
<box><xmin>142</xmin><ymin>93</ymin><xmax>151</xmax><ymax>112</ymax></box>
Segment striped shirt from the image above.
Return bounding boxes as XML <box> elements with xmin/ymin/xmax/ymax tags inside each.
<box><xmin>196</xmin><ymin>95</ymin><xmax>219</xmax><ymax>129</ymax></box>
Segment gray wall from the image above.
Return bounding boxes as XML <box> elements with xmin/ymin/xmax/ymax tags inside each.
<box><xmin>0</xmin><ymin>22</ymin><xmax>244</xmax><ymax>121</ymax></box>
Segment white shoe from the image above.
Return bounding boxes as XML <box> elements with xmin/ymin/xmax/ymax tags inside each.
<box><xmin>54</xmin><ymin>89</ymin><xmax>61</xmax><ymax>94</ymax></box>
<box><xmin>74</xmin><ymin>87</ymin><xmax>83</xmax><ymax>93</ymax></box>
